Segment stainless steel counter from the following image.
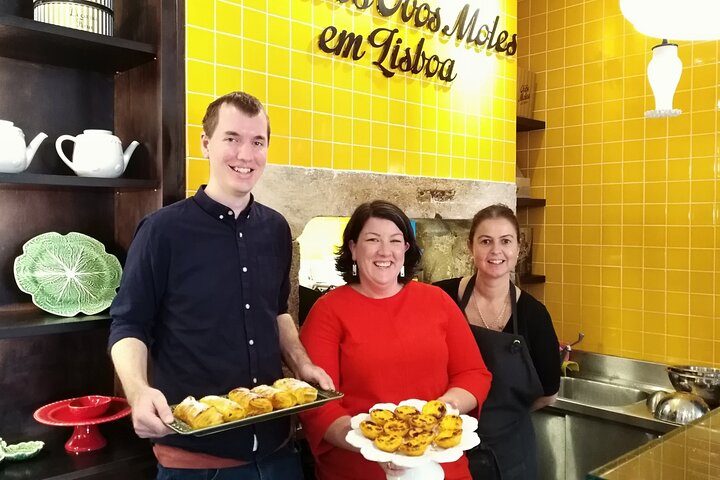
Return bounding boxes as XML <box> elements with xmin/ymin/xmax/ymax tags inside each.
<box><xmin>534</xmin><ymin>351</ymin><xmax>686</xmax><ymax>479</ymax></box>
<box><xmin>587</xmin><ymin>406</ymin><xmax>720</xmax><ymax>479</ymax></box>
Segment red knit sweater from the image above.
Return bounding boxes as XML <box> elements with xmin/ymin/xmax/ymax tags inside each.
<box><xmin>299</xmin><ymin>281</ymin><xmax>492</xmax><ymax>480</ymax></box>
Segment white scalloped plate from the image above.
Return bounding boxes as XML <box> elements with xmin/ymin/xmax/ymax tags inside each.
<box><xmin>346</xmin><ymin>399</ymin><xmax>480</xmax><ymax>469</ymax></box>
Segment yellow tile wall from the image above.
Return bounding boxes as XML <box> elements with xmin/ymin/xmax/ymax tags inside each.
<box><xmin>185</xmin><ymin>0</ymin><xmax>517</xmax><ymax>194</ymax></box>
<box><xmin>517</xmin><ymin>0</ymin><xmax>720</xmax><ymax>366</ymax></box>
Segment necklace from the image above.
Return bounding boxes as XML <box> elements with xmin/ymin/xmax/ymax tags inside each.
<box><xmin>472</xmin><ymin>289</ymin><xmax>509</xmax><ymax>330</ymax></box>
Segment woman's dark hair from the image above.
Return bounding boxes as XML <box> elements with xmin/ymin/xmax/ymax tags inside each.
<box><xmin>468</xmin><ymin>204</ymin><xmax>520</xmax><ymax>244</ymax></box>
<box><xmin>336</xmin><ymin>200</ymin><xmax>421</xmax><ymax>284</ymax></box>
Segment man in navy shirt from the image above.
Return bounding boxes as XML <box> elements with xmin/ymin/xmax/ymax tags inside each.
<box><xmin>109</xmin><ymin>91</ymin><xmax>332</xmax><ymax>479</ymax></box>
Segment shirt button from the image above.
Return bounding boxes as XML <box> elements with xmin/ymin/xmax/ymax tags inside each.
<box><xmin>238</xmin><ymin>232</ymin><xmax>243</xmax><ymax>238</ymax></box>
<box><xmin>228</xmin><ymin>210</ymin><xmax>233</xmax><ymax>215</ymax></box>
<box><xmin>219</xmin><ymin>214</ymin><xmax>224</xmax><ymax>219</ymax></box>
<box><xmin>253</xmin><ymin>377</ymin><xmax>258</xmax><ymax>384</ymax></box>
<box><xmin>249</xmin><ymin>339</ymin><xmax>254</xmax><ymax>345</ymax></box>
<box><xmin>246</xmin><ymin>214</ymin><xmax>250</xmax><ymax>219</ymax></box>
<box><xmin>245</xmin><ymin>303</ymin><xmax>250</xmax><ymax>309</ymax></box>
<box><xmin>242</xmin><ymin>267</ymin><xmax>248</xmax><ymax>272</ymax></box>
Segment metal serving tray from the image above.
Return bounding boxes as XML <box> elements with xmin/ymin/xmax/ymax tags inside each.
<box><xmin>168</xmin><ymin>388</ymin><xmax>343</xmax><ymax>437</ymax></box>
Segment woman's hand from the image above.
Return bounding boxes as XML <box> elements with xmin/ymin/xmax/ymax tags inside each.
<box><xmin>438</xmin><ymin>387</ymin><xmax>478</xmax><ymax>414</ymax></box>
<box><xmin>323</xmin><ymin>416</ymin><xmax>360</xmax><ymax>451</ymax></box>
<box><xmin>379</xmin><ymin>461</ymin><xmax>407</xmax><ymax>478</ymax></box>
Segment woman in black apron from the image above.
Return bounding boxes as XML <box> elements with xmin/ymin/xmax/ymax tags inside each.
<box><xmin>435</xmin><ymin>204</ymin><xmax>560</xmax><ymax>480</ymax></box>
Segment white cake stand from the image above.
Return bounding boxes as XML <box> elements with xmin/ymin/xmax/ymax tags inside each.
<box><xmin>345</xmin><ymin>399</ymin><xmax>480</xmax><ymax>480</ymax></box>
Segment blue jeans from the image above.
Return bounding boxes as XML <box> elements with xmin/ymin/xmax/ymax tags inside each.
<box><xmin>156</xmin><ymin>444</ymin><xmax>304</xmax><ymax>480</ymax></box>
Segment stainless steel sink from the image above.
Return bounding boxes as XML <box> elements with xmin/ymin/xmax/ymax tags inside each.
<box><xmin>558</xmin><ymin>377</ymin><xmax>648</xmax><ymax>406</ymax></box>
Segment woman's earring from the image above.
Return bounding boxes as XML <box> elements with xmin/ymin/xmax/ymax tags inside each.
<box><xmin>400</xmin><ymin>266</ymin><xmax>405</xmax><ymax>278</ymax></box>
<box><xmin>352</xmin><ymin>263</ymin><xmax>357</xmax><ymax>276</ymax></box>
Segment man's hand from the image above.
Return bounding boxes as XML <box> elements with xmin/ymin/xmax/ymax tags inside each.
<box><xmin>128</xmin><ymin>386</ymin><xmax>175</xmax><ymax>438</ymax></box>
<box><xmin>296</xmin><ymin>362</ymin><xmax>335</xmax><ymax>391</ymax></box>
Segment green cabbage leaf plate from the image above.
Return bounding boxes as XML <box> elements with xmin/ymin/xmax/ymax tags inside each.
<box><xmin>14</xmin><ymin>232</ymin><xmax>122</xmax><ymax>317</ymax></box>
<box><xmin>0</xmin><ymin>438</ymin><xmax>44</xmax><ymax>461</ymax></box>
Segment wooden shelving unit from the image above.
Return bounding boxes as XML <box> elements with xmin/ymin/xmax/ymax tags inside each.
<box><xmin>0</xmin><ymin>15</ymin><xmax>155</xmax><ymax>73</ymax></box>
<box><xmin>517</xmin><ymin>197</ymin><xmax>546</xmax><ymax>208</ymax></box>
<box><xmin>0</xmin><ymin>173</ymin><xmax>159</xmax><ymax>190</ymax></box>
<box><xmin>0</xmin><ymin>310</ymin><xmax>112</xmax><ymax>339</ymax></box>
<box><xmin>516</xmin><ymin>116</ymin><xmax>545</xmax><ymax>132</ymax></box>
<box><xmin>519</xmin><ymin>274</ymin><xmax>546</xmax><ymax>284</ymax></box>
<box><xmin>0</xmin><ymin>5</ymin><xmax>183</xmax><ymax>476</ymax></box>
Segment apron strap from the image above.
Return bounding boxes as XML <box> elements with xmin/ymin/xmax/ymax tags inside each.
<box><xmin>460</xmin><ymin>275</ymin><xmax>519</xmax><ymax>335</ymax></box>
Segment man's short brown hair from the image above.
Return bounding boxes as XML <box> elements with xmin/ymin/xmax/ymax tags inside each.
<box><xmin>202</xmin><ymin>91</ymin><xmax>271</xmax><ymax>143</ymax></box>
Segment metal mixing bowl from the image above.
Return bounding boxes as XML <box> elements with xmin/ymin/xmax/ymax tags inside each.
<box><xmin>654</xmin><ymin>392</ymin><xmax>710</xmax><ymax>425</ymax></box>
<box><xmin>646</xmin><ymin>390</ymin><xmax>669</xmax><ymax>414</ymax></box>
<box><xmin>667</xmin><ymin>366</ymin><xmax>720</xmax><ymax>408</ymax></box>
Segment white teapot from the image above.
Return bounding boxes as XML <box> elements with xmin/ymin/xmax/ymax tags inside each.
<box><xmin>0</xmin><ymin>120</ymin><xmax>48</xmax><ymax>173</ymax></box>
<box><xmin>56</xmin><ymin>129</ymin><xmax>139</xmax><ymax>178</ymax></box>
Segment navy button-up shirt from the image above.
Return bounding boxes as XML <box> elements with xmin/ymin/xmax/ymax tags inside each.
<box><xmin>109</xmin><ymin>186</ymin><xmax>292</xmax><ymax>460</ymax></box>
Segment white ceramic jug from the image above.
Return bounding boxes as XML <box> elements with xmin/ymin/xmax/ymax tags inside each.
<box><xmin>56</xmin><ymin>129</ymin><xmax>139</xmax><ymax>178</ymax></box>
<box><xmin>0</xmin><ymin>120</ymin><xmax>48</xmax><ymax>173</ymax></box>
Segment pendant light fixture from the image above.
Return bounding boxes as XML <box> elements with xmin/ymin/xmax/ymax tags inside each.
<box><xmin>620</xmin><ymin>0</ymin><xmax>720</xmax><ymax>118</ymax></box>
<box><xmin>620</xmin><ymin>0</ymin><xmax>720</xmax><ymax>41</ymax></box>
<box><xmin>645</xmin><ymin>40</ymin><xmax>682</xmax><ymax>118</ymax></box>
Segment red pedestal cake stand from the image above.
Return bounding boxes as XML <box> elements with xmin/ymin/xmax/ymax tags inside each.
<box><xmin>34</xmin><ymin>397</ymin><xmax>131</xmax><ymax>454</ymax></box>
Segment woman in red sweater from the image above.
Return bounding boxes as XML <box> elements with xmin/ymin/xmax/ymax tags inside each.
<box><xmin>299</xmin><ymin>200</ymin><xmax>492</xmax><ymax>480</ymax></box>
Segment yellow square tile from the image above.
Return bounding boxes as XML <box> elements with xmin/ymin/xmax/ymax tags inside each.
<box><xmin>217</xmin><ymin>2</ymin><xmax>242</xmax><ymax>36</ymax></box>
<box><xmin>242</xmin><ymin>39</ymin><xmax>267</xmax><ymax>72</ymax></box>
<box><xmin>354</xmin><ymin>120</ymin><xmax>370</xmax><ymax>145</ymax></box>
<box><xmin>290</xmin><ymin>81</ymin><xmax>312</xmax><ymax>110</ymax></box>
<box><xmin>187</xmin><ymin>26</ymin><xmax>215</xmax><ymax>62</ymax></box>
<box><xmin>313</xmin><ymin>141</ymin><xmax>332</xmax><ymax>169</ymax></box>
<box><xmin>216</xmin><ymin>34</ymin><xmax>242</xmax><ymax>67</ymax></box>
<box><xmin>290</xmin><ymin>110</ymin><xmax>311</xmax><ymax>139</ymax></box>
<box><xmin>421</xmin><ymin>154</ymin><xmax>437</xmax><ymax>177</ymax></box>
<box><xmin>187</xmin><ymin>158</ymin><xmax>210</xmax><ymax>189</ymax></box>
<box><xmin>268</xmin><ymin>77</ymin><xmax>290</xmax><ymax>109</ymax></box>
<box><xmin>333</xmin><ymin>144</ymin><xmax>352</xmax><ymax>171</ymax></box>
<box><xmin>370</xmin><ymin>148</ymin><xmax>388</xmax><ymax>173</ymax></box>
<box><xmin>186</xmin><ymin>125</ymin><xmax>204</xmax><ymax>157</ymax></box>
<box><xmin>268</xmin><ymin>105</ymin><xmax>289</xmax><ymax>137</ymax></box>
<box><xmin>187</xmin><ymin>0</ymin><xmax>213</xmax><ymax>28</ymax></box>
<box><xmin>373</xmin><ymin>123</ymin><xmax>389</xmax><ymax>149</ymax></box>
<box><xmin>353</xmin><ymin>146</ymin><xmax>371</xmax><ymax>171</ymax></box>
<box><xmin>187</xmin><ymin>92</ymin><xmax>214</xmax><ymax>126</ymax></box>
<box><xmin>313</xmin><ymin>85</ymin><xmax>332</xmax><ymax>113</ymax></box>
<box><xmin>290</xmin><ymin>139</ymin><xmax>311</xmax><ymax>167</ymax></box>
<box><xmin>313</xmin><ymin>113</ymin><xmax>332</xmax><ymax>142</ymax></box>
<box><xmin>187</xmin><ymin>60</ymin><xmax>214</xmax><ymax>95</ymax></box>
<box><xmin>333</xmin><ymin>116</ymin><xmax>352</xmax><ymax>144</ymax></box>
<box><xmin>268</xmin><ymin>136</ymin><xmax>289</xmax><ymax>165</ymax></box>
<box><xmin>291</xmin><ymin>51</ymin><xmax>313</xmax><ymax>82</ymax></box>
<box><xmin>689</xmin><ymin>291</ymin><xmax>714</xmax><ymax>315</ymax></box>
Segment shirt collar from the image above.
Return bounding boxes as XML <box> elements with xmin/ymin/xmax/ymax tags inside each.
<box><xmin>193</xmin><ymin>185</ymin><xmax>254</xmax><ymax>223</ymax></box>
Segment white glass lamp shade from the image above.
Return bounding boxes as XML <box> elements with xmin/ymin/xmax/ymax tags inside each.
<box><xmin>620</xmin><ymin>0</ymin><xmax>720</xmax><ymax>40</ymax></box>
<box><xmin>646</xmin><ymin>42</ymin><xmax>682</xmax><ymax>118</ymax></box>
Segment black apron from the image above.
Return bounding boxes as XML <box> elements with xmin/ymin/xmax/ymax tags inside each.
<box><xmin>460</xmin><ymin>276</ymin><xmax>544</xmax><ymax>480</ymax></box>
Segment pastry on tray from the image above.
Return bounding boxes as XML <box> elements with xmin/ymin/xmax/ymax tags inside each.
<box><xmin>273</xmin><ymin>378</ymin><xmax>318</xmax><ymax>404</ymax></box>
<box><xmin>199</xmin><ymin>395</ymin><xmax>246</xmax><ymax>422</ymax></box>
<box><xmin>174</xmin><ymin>396</ymin><xmax>224</xmax><ymax>429</ymax></box>
<box><xmin>171</xmin><ymin>377</ymin><xmax>326</xmax><ymax>431</ymax></box>
<box><xmin>227</xmin><ymin>388</ymin><xmax>273</xmax><ymax>416</ymax></box>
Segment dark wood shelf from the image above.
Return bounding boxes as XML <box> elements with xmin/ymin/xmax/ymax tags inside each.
<box><xmin>517</xmin><ymin>197</ymin><xmax>546</xmax><ymax>207</ymax></box>
<box><xmin>0</xmin><ymin>15</ymin><xmax>156</xmax><ymax>73</ymax></box>
<box><xmin>0</xmin><ymin>173</ymin><xmax>159</xmax><ymax>190</ymax></box>
<box><xmin>517</xmin><ymin>116</ymin><xmax>545</xmax><ymax>132</ymax></box>
<box><xmin>0</xmin><ymin>310</ymin><xmax>112</xmax><ymax>339</ymax></box>
<box><xmin>0</xmin><ymin>421</ymin><xmax>155</xmax><ymax>480</ymax></box>
<box><xmin>519</xmin><ymin>274</ymin><xmax>546</xmax><ymax>284</ymax></box>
